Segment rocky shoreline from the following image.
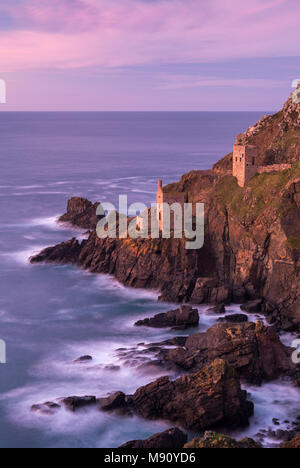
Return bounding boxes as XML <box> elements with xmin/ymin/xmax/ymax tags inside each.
<box><xmin>29</xmin><ymin>90</ymin><xmax>300</xmax><ymax>448</ymax></box>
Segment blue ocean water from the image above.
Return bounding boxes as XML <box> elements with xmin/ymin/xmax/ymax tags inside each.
<box><xmin>0</xmin><ymin>111</ymin><xmax>298</xmax><ymax>448</ymax></box>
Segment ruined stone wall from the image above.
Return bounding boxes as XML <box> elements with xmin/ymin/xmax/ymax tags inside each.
<box><xmin>258</xmin><ymin>164</ymin><xmax>292</xmax><ymax>174</ymax></box>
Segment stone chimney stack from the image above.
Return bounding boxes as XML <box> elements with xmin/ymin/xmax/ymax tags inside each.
<box><xmin>158</xmin><ymin>180</ymin><xmax>162</xmax><ymax>190</ymax></box>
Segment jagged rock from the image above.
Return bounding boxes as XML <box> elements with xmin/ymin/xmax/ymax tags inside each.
<box><xmin>218</xmin><ymin>314</ymin><xmax>248</xmax><ymax>323</ymax></box>
<box><xmin>61</xmin><ymin>396</ymin><xmax>97</xmax><ymax>412</ymax></box>
<box><xmin>135</xmin><ymin>306</ymin><xmax>199</xmax><ymax>329</ymax></box>
<box><xmin>130</xmin><ymin>359</ymin><xmax>253</xmax><ymax>431</ymax></box>
<box><xmin>59</xmin><ymin>197</ymin><xmax>102</xmax><ymax>230</ymax></box>
<box><xmin>119</xmin><ymin>428</ymin><xmax>187</xmax><ymax>449</ymax></box>
<box><xmin>73</xmin><ymin>355</ymin><xmax>93</xmax><ymax>363</ymax></box>
<box><xmin>30</xmin><ymin>238</ymin><xmax>81</xmax><ymax>264</ymax></box>
<box><xmin>184</xmin><ymin>431</ymin><xmax>262</xmax><ymax>449</ymax></box>
<box><xmin>98</xmin><ymin>391</ymin><xmax>131</xmax><ymax>416</ymax></box>
<box><xmin>241</xmin><ymin>300</ymin><xmax>263</xmax><ymax>314</ymax></box>
<box><xmin>31</xmin><ymin>402</ymin><xmax>61</xmax><ymax>415</ymax></box>
<box><xmin>281</xmin><ymin>434</ymin><xmax>300</xmax><ymax>448</ymax></box>
<box><xmin>160</xmin><ymin>322</ymin><xmax>296</xmax><ymax>384</ymax></box>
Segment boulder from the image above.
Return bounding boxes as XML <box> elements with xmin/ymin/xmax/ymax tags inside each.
<box><xmin>99</xmin><ymin>391</ymin><xmax>131</xmax><ymax>416</ymax></box>
<box><xmin>135</xmin><ymin>305</ymin><xmax>199</xmax><ymax>330</ymax></box>
<box><xmin>131</xmin><ymin>359</ymin><xmax>253</xmax><ymax>431</ymax></box>
<box><xmin>241</xmin><ymin>300</ymin><xmax>263</xmax><ymax>314</ymax></box>
<box><xmin>208</xmin><ymin>303</ymin><xmax>226</xmax><ymax>314</ymax></box>
<box><xmin>185</xmin><ymin>431</ymin><xmax>262</xmax><ymax>449</ymax></box>
<box><xmin>61</xmin><ymin>396</ymin><xmax>97</xmax><ymax>412</ymax></box>
<box><xmin>119</xmin><ymin>428</ymin><xmax>187</xmax><ymax>449</ymax></box>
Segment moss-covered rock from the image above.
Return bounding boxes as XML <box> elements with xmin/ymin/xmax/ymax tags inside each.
<box><xmin>185</xmin><ymin>431</ymin><xmax>262</xmax><ymax>449</ymax></box>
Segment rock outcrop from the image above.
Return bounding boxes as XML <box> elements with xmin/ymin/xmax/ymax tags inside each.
<box><xmin>159</xmin><ymin>322</ymin><xmax>296</xmax><ymax>384</ymax></box>
<box><xmin>119</xmin><ymin>428</ymin><xmax>187</xmax><ymax>449</ymax></box>
<box><xmin>30</xmin><ymin>89</ymin><xmax>300</xmax><ymax>326</ymax></box>
<box><xmin>135</xmin><ymin>305</ymin><xmax>199</xmax><ymax>329</ymax></box>
<box><xmin>129</xmin><ymin>359</ymin><xmax>253</xmax><ymax>431</ymax></box>
<box><xmin>59</xmin><ymin>197</ymin><xmax>101</xmax><ymax>230</ymax></box>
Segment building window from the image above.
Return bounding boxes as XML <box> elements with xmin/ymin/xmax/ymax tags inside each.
<box><xmin>252</xmin><ymin>158</ymin><xmax>255</xmax><ymax>166</ymax></box>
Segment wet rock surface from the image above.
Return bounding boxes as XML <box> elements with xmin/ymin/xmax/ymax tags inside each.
<box><xmin>218</xmin><ymin>314</ymin><xmax>248</xmax><ymax>323</ymax></box>
<box><xmin>119</xmin><ymin>428</ymin><xmax>187</xmax><ymax>449</ymax></box>
<box><xmin>135</xmin><ymin>305</ymin><xmax>199</xmax><ymax>329</ymax></box>
<box><xmin>129</xmin><ymin>359</ymin><xmax>253</xmax><ymax>431</ymax></box>
<box><xmin>31</xmin><ymin>402</ymin><xmax>61</xmax><ymax>415</ymax></box>
<box><xmin>159</xmin><ymin>321</ymin><xmax>296</xmax><ymax>384</ymax></box>
<box><xmin>61</xmin><ymin>396</ymin><xmax>97</xmax><ymax>412</ymax></box>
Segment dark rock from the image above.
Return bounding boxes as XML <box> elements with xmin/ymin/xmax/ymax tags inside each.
<box><xmin>160</xmin><ymin>321</ymin><xmax>296</xmax><ymax>384</ymax></box>
<box><xmin>31</xmin><ymin>401</ymin><xmax>61</xmax><ymax>415</ymax></box>
<box><xmin>119</xmin><ymin>428</ymin><xmax>187</xmax><ymax>449</ymax></box>
<box><xmin>135</xmin><ymin>305</ymin><xmax>199</xmax><ymax>329</ymax></box>
<box><xmin>185</xmin><ymin>431</ymin><xmax>262</xmax><ymax>449</ymax></box>
<box><xmin>59</xmin><ymin>197</ymin><xmax>102</xmax><ymax>230</ymax></box>
<box><xmin>61</xmin><ymin>396</ymin><xmax>97</xmax><ymax>412</ymax></box>
<box><xmin>98</xmin><ymin>391</ymin><xmax>131</xmax><ymax>416</ymax></box>
<box><xmin>241</xmin><ymin>300</ymin><xmax>263</xmax><ymax>314</ymax></box>
<box><xmin>30</xmin><ymin>238</ymin><xmax>81</xmax><ymax>265</ymax></box>
<box><xmin>208</xmin><ymin>303</ymin><xmax>226</xmax><ymax>314</ymax></box>
<box><xmin>73</xmin><ymin>355</ymin><xmax>93</xmax><ymax>363</ymax></box>
<box><xmin>218</xmin><ymin>314</ymin><xmax>248</xmax><ymax>323</ymax></box>
<box><xmin>104</xmin><ymin>365</ymin><xmax>120</xmax><ymax>372</ymax></box>
<box><xmin>131</xmin><ymin>358</ymin><xmax>253</xmax><ymax>431</ymax></box>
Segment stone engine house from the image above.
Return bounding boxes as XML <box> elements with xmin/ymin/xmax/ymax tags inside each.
<box><xmin>156</xmin><ymin>180</ymin><xmax>187</xmax><ymax>232</ymax></box>
<box><xmin>233</xmin><ymin>144</ymin><xmax>258</xmax><ymax>187</ymax></box>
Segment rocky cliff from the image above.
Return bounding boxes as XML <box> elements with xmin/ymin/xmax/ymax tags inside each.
<box><xmin>30</xmin><ymin>90</ymin><xmax>300</xmax><ymax>325</ymax></box>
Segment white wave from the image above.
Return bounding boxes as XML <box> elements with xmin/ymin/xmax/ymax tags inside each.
<box><xmin>1</xmin><ymin>245</ymin><xmax>47</xmax><ymax>266</ymax></box>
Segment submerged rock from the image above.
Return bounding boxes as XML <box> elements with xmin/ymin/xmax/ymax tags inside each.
<box><xmin>61</xmin><ymin>396</ymin><xmax>97</xmax><ymax>412</ymax></box>
<box><xmin>135</xmin><ymin>305</ymin><xmax>199</xmax><ymax>329</ymax></box>
<box><xmin>119</xmin><ymin>428</ymin><xmax>187</xmax><ymax>449</ymax></box>
<box><xmin>130</xmin><ymin>359</ymin><xmax>253</xmax><ymax>431</ymax></box>
<box><xmin>218</xmin><ymin>314</ymin><xmax>248</xmax><ymax>323</ymax></box>
<box><xmin>185</xmin><ymin>431</ymin><xmax>262</xmax><ymax>449</ymax></box>
<box><xmin>31</xmin><ymin>402</ymin><xmax>61</xmax><ymax>415</ymax></box>
<box><xmin>73</xmin><ymin>355</ymin><xmax>93</xmax><ymax>363</ymax></box>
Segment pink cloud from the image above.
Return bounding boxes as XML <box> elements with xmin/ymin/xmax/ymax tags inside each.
<box><xmin>0</xmin><ymin>0</ymin><xmax>299</xmax><ymax>72</ymax></box>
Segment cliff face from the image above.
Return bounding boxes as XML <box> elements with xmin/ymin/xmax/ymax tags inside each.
<box><xmin>213</xmin><ymin>87</ymin><xmax>300</xmax><ymax>173</ymax></box>
<box><xmin>31</xmin><ymin>91</ymin><xmax>300</xmax><ymax>325</ymax></box>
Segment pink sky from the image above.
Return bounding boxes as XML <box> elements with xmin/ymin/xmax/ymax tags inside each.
<box><xmin>0</xmin><ymin>0</ymin><xmax>299</xmax><ymax>110</ymax></box>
